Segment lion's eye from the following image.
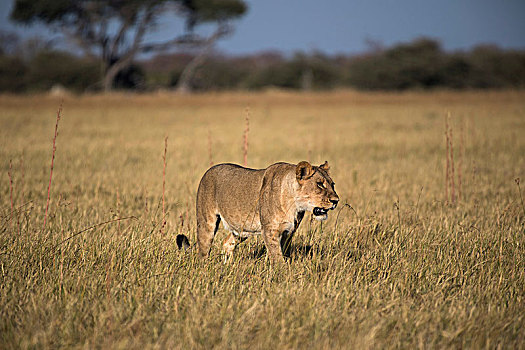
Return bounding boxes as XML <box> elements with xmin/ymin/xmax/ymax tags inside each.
<box><xmin>317</xmin><ymin>182</ymin><xmax>325</xmax><ymax>189</ymax></box>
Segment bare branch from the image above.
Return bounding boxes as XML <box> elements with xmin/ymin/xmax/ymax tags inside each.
<box><xmin>115</xmin><ymin>5</ymin><xmax>154</xmax><ymax>64</ymax></box>
<box><xmin>60</xmin><ymin>26</ymin><xmax>98</xmax><ymax>59</ymax></box>
<box><xmin>102</xmin><ymin>5</ymin><xmax>156</xmax><ymax>90</ymax></box>
<box><xmin>97</xmin><ymin>16</ymin><xmax>109</xmax><ymax>55</ymax></box>
<box><xmin>109</xmin><ymin>19</ymin><xmax>131</xmax><ymax>59</ymax></box>
<box><xmin>139</xmin><ymin>23</ymin><xmax>232</xmax><ymax>54</ymax></box>
<box><xmin>175</xmin><ymin>24</ymin><xmax>231</xmax><ymax>92</ymax></box>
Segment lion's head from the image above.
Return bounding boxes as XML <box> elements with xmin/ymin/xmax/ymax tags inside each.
<box><xmin>295</xmin><ymin>161</ymin><xmax>339</xmax><ymax>220</ymax></box>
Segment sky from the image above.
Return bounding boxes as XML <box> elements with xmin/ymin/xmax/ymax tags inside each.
<box><xmin>1</xmin><ymin>0</ymin><xmax>525</xmax><ymax>56</ymax></box>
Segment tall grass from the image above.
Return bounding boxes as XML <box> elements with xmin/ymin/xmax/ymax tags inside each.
<box><xmin>243</xmin><ymin>108</ymin><xmax>250</xmax><ymax>166</ymax></box>
<box><xmin>0</xmin><ymin>90</ymin><xmax>524</xmax><ymax>348</ymax></box>
<box><xmin>42</xmin><ymin>104</ymin><xmax>62</xmax><ymax>232</ymax></box>
<box><xmin>161</xmin><ymin>136</ymin><xmax>168</xmax><ymax>235</ymax></box>
<box><xmin>7</xmin><ymin>159</ymin><xmax>14</xmax><ymax>214</ymax></box>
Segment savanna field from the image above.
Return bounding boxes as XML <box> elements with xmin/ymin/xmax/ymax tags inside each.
<box><xmin>1</xmin><ymin>90</ymin><xmax>524</xmax><ymax>348</ymax></box>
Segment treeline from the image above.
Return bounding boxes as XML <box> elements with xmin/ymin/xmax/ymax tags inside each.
<box><xmin>0</xmin><ymin>50</ymin><xmax>100</xmax><ymax>92</ymax></box>
<box><xmin>346</xmin><ymin>39</ymin><xmax>525</xmax><ymax>90</ymax></box>
<box><xmin>1</xmin><ymin>36</ymin><xmax>525</xmax><ymax>93</ymax></box>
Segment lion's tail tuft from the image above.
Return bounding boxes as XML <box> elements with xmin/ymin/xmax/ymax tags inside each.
<box><xmin>176</xmin><ymin>234</ymin><xmax>190</xmax><ymax>250</ymax></box>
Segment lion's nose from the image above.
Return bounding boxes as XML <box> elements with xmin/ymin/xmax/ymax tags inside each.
<box><xmin>330</xmin><ymin>199</ymin><xmax>339</xmax><ymax>208</ymax></box>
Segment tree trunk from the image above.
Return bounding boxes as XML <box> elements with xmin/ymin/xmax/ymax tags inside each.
<box><xmin>102</xmin><ymin>57</ymin><xmax>132</xmax><ymax>92</ymax></box>
<box><xmin>175</xmin><ymin>28</ymin><xmax>225</xmax><ymax>94</ymax></box>
<box><xmin>103</xmin><ymin>68</ymin><xmax>118</xmax><ymax>92</ymax></box>
<box><xmin>175</xmin><ymin>50</ymin><xmax>210</xmax><ymax>94</ymax></box>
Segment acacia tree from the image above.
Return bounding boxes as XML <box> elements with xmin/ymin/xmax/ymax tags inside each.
<box><xmin>11</xmin><ymin>0</ymin><xmax>247</xmax><ymax>91</ymax></box>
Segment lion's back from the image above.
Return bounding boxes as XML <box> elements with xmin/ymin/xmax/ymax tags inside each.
<box><xmin>196</xmin><ymin>162</ymin><xmax>295</xmax><ymax>231</ymax></box>
<box><xmin>196</xmin><ymin>163</ymin><xmax>264</xmax><ymax>219</ymax></box>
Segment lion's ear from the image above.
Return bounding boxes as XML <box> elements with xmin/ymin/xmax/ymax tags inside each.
<box><xmin>296</xmin><ymin>161</ymin><xmax>314</xmax><ymax>182</ymax></box>
<box><xmin>319</xmin><ymin>161</ymin><xmax>330</xmax><ymax>172</ymax></box>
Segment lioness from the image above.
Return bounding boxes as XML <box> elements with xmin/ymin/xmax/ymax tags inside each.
<box><xmin>177</xmin><ymin>161</ymin><xmax>339</xmax><ymax>263</ymax></box>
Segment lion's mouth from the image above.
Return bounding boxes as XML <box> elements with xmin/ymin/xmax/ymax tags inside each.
<box><xmin>313</xmin><ymin>207</ymin><xmax>328</xmax><ymax>216</ymax></box>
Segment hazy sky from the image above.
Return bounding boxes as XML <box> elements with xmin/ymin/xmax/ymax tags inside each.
<box><xmin>1</xmin><ymin>0</ymin><xmax>524</xmax><ymax>55</ymax></box>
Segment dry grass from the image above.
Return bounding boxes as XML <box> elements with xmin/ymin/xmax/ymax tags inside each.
<box><xmin>1</xmin><ymin>90</ymin><xmax>524</xmax><ymax>349</ymax></box>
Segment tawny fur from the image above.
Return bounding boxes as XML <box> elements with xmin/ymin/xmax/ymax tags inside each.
<box><xmin>178</xmin><ymin>161</ymin><xmax>339</xmax><ymax>264</ymax></box>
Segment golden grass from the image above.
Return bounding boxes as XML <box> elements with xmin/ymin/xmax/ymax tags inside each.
<box><xmin>1</xmin><ymin>90</ymin><xmax>524</xmax><ymax>348</ymax></box>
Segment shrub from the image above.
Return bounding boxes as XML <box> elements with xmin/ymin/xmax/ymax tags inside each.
<box><xmin>0</xmin><ymin>55</ymin><xmax>27</xmax><ymax>92</ymax></box>
<box><xmin>26</xmin><ymin>50</ymin><xmax>100</xmax><ymax>92</ymax></box>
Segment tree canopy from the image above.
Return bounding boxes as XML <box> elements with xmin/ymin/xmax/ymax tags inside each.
<box><xmin>11</xmin><ymin>0</ymin><xmax>247</xmax><ymax>91</ymax></box>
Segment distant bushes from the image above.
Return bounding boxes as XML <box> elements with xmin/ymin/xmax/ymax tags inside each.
<box><xmin>1</xmin><ymin>37</ymin><xmax>524</xmax><ymax>92</ymax></box>
<box><xmin>0</xmin><ymin>50</ymin><xmax>100</xmax><ymax>93</ymax></box>
<box><xmin>346</xmin><ymin>39</ymin><xmax>525</xmax><ymax>90</ymax></box>
<box><xmin>0</xmin><ymin>48</ymin><xmax>145</xmax><ymax>93</ymax></box>
<box><xmin>155</xmin><ymin>52</ymin><xmax>342</xmax><ymax>91</ymax></box>
<box><xmin>27</xmin><ymin>51</ymin><xmax>100</xmax><ymax>92</ymax></box>
<box><xmin>150</xmin><ymin>39</ymin><xmax>525</xmax><ymax>92</ymax></box>
<box><xmin>170</xmin><ymin>58</ymin><xmax>249</xmax><ymax>90</ymax></box>
<box><xmin>242</xmin><ymin>53</ymin><xmax>341</xmax><ymax>90</ymax></box>
<box><xmin>0</xmin><ymin>55</ymin><xmax>27</xmax><ymax>92</ymax></box>
<box><xmin>347</xmin><ymin>39</ymin><xmax>446</xmax><ymax>90</ymax></box>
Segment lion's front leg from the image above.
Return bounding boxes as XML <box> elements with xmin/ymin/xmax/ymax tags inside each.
<box><xmin>262</xmin><ymin>228</ymin><xmax>285</xmax><ymax>264</ymax></box>
<box><xmin>281</xmin><ymin>211</ymin><xmax>304</xmax><ymax>258</ymax></box>
<box><xmin>222</xmin><ymin>232</ymin><xmax>237</xmax><ymax>258</ymax></box>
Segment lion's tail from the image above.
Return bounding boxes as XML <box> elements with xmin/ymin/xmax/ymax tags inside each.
<box><xmin>176</xmin><ymin>234</ymin><xmax>191</xmax><ymax>250</ymax></box>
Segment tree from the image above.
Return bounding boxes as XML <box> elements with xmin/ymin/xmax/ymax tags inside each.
<box><xmin>347</xmin><ymin>38</ymin><xmax>446</xmax><ymax>90</ymax></box>
<box><xmin>11</xmin><ymin>0</ymin><xmax>247</xmax><ymax>92</ymax></box>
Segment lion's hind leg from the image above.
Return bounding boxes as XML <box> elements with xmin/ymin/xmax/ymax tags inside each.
<box><xmin>197</xmin><ymin>213</ymin><xmax>221</xmax><ymax>258</ymax></box>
